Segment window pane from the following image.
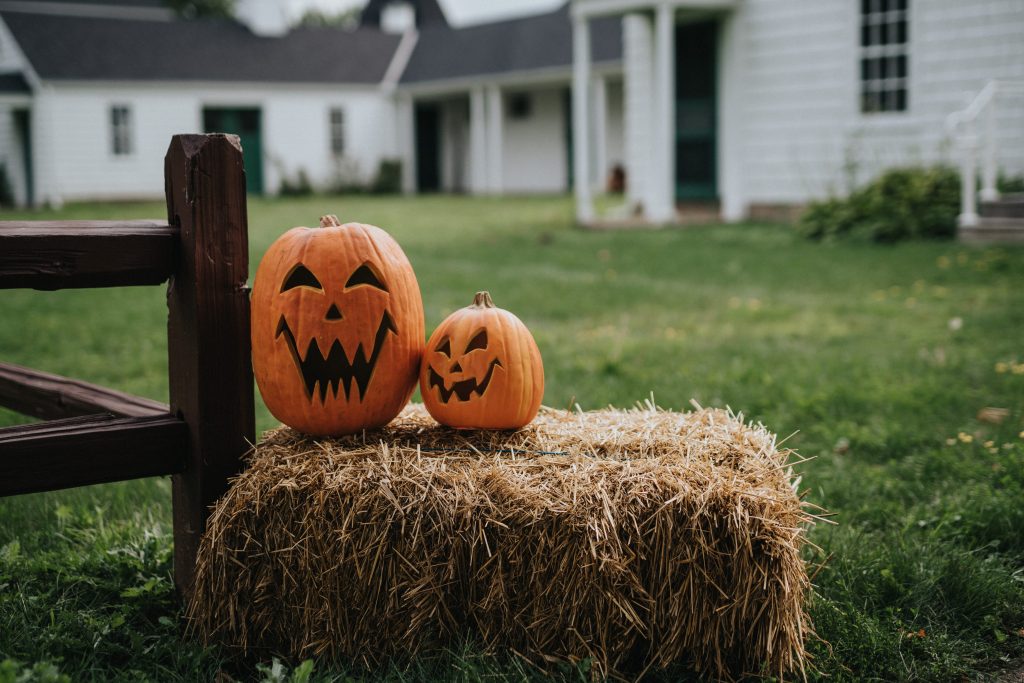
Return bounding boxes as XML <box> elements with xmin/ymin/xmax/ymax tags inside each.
<box><xmin>895</xmin><ymin>55</ymin><xmax>907</xmax><ymax>78</ymax></box>
<box><xmin>895</xmin><ymin>88</ymin><xmax>907</xmax><ymax>111</ymax></box>
<box><xmin>329</xmin><ymin>108</ymin><xmax>344</xmax><ymax>156</ymax></box>
<box><xmin>862</xmin><ymin>91</ymin><xmax>880</xmax><ymax>113</ymax></box>
<box><xmin>895</xmin><ymin>19</ymin><xmax>907</xmax><ymax>43</ymax></box>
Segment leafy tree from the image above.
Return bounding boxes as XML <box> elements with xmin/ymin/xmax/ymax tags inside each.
<box><xmin>165</xmin><ymin>0</ymin><xmax>235</xmax><ymax>19</ymax></box>
<box><xmin>298</xmin><ymin>7</ymin><xmax>362</xmax><ymax>29</ymax></box>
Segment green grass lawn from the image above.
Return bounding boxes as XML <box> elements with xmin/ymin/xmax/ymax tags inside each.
<box><xmin>1</xmin><ymin>195</ymin><xmax>1022</xmax><ymax>682</ymax></box>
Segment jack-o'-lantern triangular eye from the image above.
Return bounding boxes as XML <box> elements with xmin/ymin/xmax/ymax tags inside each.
<box><xmin>435</xmin><ymin>338</ymin><xmax>451</xmax><ymax>357</ymax></box>
<box><xmin>345</xmin><ymin>263</ymin><xmax>388</xmax><ymax>291</ymax></box>
<box><xmin>281</xmin><ymin>264</ymin><xmax>322</xmax><ymax>292</ymax></box>
<box><xmin>465</xmin><ymin>329</ymin><xmax>488</xmax><ymax>353</ymax></box>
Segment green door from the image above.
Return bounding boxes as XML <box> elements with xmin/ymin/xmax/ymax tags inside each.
<box><xmin>13</xmin><ymin>110</ymin><xmax>32</xmax><ymax>206</ymax></box>
<box><xmin>202</xmin><ymin>107</ymin><xmax>263</xmax><ymax>195</ymax></box>
<box><xmin>675</xmin><ymin>21</ymin><xmax>717</xmax><ymax>200</ymax></box>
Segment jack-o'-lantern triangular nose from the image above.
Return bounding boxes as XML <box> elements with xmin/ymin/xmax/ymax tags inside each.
<box><xmin>324</xmin><ymin>303</ymin><xmax>343</xmax><ymax>321</ymax></box>
<box><xmin>450</xmin><ymin>361</ymin><xmax>462</xmax><ymax>373</ymax></box>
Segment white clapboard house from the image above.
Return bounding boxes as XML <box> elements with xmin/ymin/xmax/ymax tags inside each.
<box><xmin>1</xmin><ymin>0</ymin><xmax>1022</xmax><ymax>227</ymax></box>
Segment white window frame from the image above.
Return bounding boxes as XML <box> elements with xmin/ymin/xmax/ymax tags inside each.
<box><xmin>329</xmin><ymin>107</ymin><xmax>345</xmax><ymax>157</ymax></box>
<box><xmin>110</xmin><ymin>105</ymin><xmax>133</xmax><ymax>156</ymax></box>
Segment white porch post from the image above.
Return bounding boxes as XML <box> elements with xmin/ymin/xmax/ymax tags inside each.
<box><xmin>980</xmin><ymin>95</ymin><xmax>999</xmax><ymax>202</ymax></box>
<box><xmin>958</xmin><ymin>120</ymin><xmax>979</xmax><ymax>228</ymax></box>
<box><xmin>396</xmin><ymin>93</ymin><xmax>415</xmax><ymax>194</ymax></box>
<box><xmin>572</xmin><ymin>12</ymin><xmax>593</xmax><ymax>223</ymax></box>
<box><xmin>592</xmin><ymin>74</ymin><xmax>608</xmax><ymax>194</ymax></box>
<box><xmin>486</xmin><ymin>84</ymin><xmax>503</xmax><ymax>194</ymax></box>
<box><xmin>718</xmin><ymin>10</ymin><xmax>745</xmax><ymax>221</ymax></box>
<box><xmin>469</xmin><ymin>85</ymin><xmax>488</xmax><ymax>195</ymax></box>
<box><xmin>649</xmin><ymin>1</ymin><xmax>675</xmax><ymax>223</ymax></box>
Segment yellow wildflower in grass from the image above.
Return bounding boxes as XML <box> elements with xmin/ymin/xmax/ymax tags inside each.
<box><xmin>946</xmin><ymin>438</ymin><xmax>957</xmax><ymax>446</ymax></box>
<box><xmin>984</xmin><ymin>440</ymin><xmax>994</xmax><ymax>448</ymax></box>
<box><xmin>995</xmin><ymin>362</ymin><xmax>1009</xmax><ymax>373</ymax></box>
<box><xmin>958</xmin><ymin>432</ymin><xmax>974</xmax><ymax>444</ymax></box>
<box><xmin>1013</xmin><ymin>363</ymin><xmax>1024</xmax><ymax>375</ymax></box>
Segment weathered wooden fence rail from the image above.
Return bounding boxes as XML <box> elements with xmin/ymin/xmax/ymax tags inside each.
<box><xmin>0</xmin><ymin>134</ymin><xmax>255</xmax><ymax>596</ymax></box>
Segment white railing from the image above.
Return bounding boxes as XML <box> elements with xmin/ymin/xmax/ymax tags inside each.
<box><xmin>946</xmin><ymin>80</ymin><xmax>1024</xmax><ymax>227</ymax></box>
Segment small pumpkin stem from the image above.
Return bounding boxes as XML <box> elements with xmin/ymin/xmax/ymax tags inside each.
<box><xmin>472</xmin><ymin>291</ymin><xmax>495</xmax><ymax>308</ymax></box>
<box><xmin>319</xmin><ymin>214</ymin><xmax>342</xmax><ymax>228</ymax></box>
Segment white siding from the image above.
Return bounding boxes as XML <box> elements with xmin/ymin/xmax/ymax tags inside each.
<box><xmin>34</xmin><ymin>83</ymin><xmax>396</xmax><ymax>203</ymax></box>
<box><xmin>735</xmin><ymin>1</ymin><xmax>855</xmax><ymax>203</ymax></box>
<box><xmin>502</xmin><ymin>86</ymin><xmax>568</xmax><ymax>193</ymax></box>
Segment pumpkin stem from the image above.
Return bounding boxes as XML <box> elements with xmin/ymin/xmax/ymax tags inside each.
<box><xmin>319</xmin><ymin>215</ymin><xmax>342</xmax><ymax>228</ymax></box>
<box><xmin>472</xmin><ymin>291</ymin><xmax>495</xmax><ymax>308</ymax></box>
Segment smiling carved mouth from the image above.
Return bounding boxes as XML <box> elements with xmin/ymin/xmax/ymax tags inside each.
<box><xmin>427</xmin><ymin>359</ymin><xmax>502</xmax><ymax>403</ymax></box>
<box><xmin>275</xmin><ymin>312</ymin><xmax>396</xmax><ymax>403</ymax></box>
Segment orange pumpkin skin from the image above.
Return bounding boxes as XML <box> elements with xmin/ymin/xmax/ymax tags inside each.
<box><xmin>251</xmin><ymin>216</ymin><xmax>424</xmax><ymax>436</ymax></box>
<box><xmin>420</xmin><ymin>292</ymin><xmax>543</xmax><ymax>430</ymax></box>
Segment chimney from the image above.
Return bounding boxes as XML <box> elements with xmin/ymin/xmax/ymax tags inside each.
<box><xmin>235</xmin><ymin>0</ymin><xmax>290</xmax><ymax>37</ymax></box>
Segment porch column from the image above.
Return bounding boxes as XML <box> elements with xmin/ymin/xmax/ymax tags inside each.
<box><xmin>592</xmin><ymin>74</ymin><xmax>608</xmax><ymax>194</ymax></box>
<box><xmin>486</xmin><ymin>84</ymin><xmax>503</xmax><ymax>194</ymax></box>
<box><xmin>649</xmin><ymin>1</ymin><xmax>675</xmax><ymax>223</ymax></box>
<box><xmin>396</xmin><ymin>93</ymin><xmax>415</xmax><ymax>194</ymax></box>
<box><xmin>469</xmin><ymin>85</ymin><xmax>487</xmax><ymax>195</ymax></box>
<box><xmin>572</xmin><ymin>12</ymin><xmax>593</xmax><ymax>222</ymax></box>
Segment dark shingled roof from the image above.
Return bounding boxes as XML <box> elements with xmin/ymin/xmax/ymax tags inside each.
<box><xmin>400</xmin><ymin>4</ymin><xmax>621</xmax><ymax>84</ymax></box>
<box><xmin>0</xmin><ymin>9</ymin><xmax>402</xmax><ymax>84</ymax></box>
<box><xmin>0</xmin><ymin>71</ymin><xmax>30</xmax><ymax>93</ymax></box>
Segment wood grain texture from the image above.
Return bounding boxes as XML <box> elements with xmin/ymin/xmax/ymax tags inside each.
<box><xmin>0</xmin><ymin>413</ymin><xmax>187</xmax><ymax>496</ymax></box>
<box><xmin>165</xmin><ymin>134</ymin><xmax>255</xmax><ymax>596</ymax></box>
<box><xmin>0</xmin><ymin>361</ymin><xmax>168</xmax><ymax>420</ymax></box>
<box><xmin>0</xmin><ymin>221</ymin><xmax>177</xmax><ymax>290</ymax></box>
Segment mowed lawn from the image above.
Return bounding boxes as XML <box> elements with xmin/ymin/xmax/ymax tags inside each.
<box><xmin>1</xmin><ymin>195</ymin><xmax>1022</xmax><ymax>682</ymax></box>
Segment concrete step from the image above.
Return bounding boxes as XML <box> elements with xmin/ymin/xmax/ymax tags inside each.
<box><xmin>980</xmin><ymin>194</ymin><xmax>1024</xmax><ymax>219</ymax></box>
<box><xmin>959</xmin><ymin>217</ymin><xmax>1024</xmax><ymax>244</ymax></box>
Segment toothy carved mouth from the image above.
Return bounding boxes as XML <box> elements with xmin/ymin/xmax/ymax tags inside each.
<box><xmin>275</xmin><ymin>312</ymin><xmax>396</xmax><ymax>403</ymax></box>
<box><xmin>427</xmin><ymin>359</ymin><xmax>502</xmax><ymax>403</ymax></box>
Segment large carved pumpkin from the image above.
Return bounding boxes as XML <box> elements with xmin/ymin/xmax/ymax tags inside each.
<box><xmin>251</xmin><ymin>215</ymin><xmax>424</xmax><ymax>435</ymax></box>
<box><xmin>420</xmin><ymin>291</ymin><xmax>543</xmax><ymax>429</ymax></box>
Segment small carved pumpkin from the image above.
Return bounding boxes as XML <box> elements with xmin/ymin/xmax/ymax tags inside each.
<box><xmin>420</xmin><ymin>291</ymin><xmax>543</xmax><ymax>429</ymax></box>
<box><xmin>251</xmin><ymin>215</ymin><xmax>424</xmax><ymax>435</ymax></box>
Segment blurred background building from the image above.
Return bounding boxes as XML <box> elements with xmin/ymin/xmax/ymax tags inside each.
<box><xmin>0</xmin><ymin>0</ymin><xmax>1022</xmax><ymax>225</ymax></box>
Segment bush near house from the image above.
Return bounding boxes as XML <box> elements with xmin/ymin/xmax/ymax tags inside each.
<box><xmin>799</xmin><ymin>166</ymin><xmax>961</xmax><ymax>243</ymax></box>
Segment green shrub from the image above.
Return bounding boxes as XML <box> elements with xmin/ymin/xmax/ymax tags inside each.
<box><xmin>998</xmin><ymin>173</ymin><xmax>1024</xmax><ymax>194</ymax></box>
<box><xmin>799</xmin><ymin>166</ymin><xmax>960</xmax><ymax>242</ymax></box>
<box><xmin>278</xmin><ymin>168</ymin><xmax>313</xmax><ymax>197</ymax></box>
<box><xmin>371</xmin><ymin>159</ymin><xmax>403</xmax><ymax>194</ymax></box>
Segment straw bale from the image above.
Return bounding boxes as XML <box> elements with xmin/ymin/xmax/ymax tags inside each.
<box><xmin>188</xmin><ymin>402</ymin><xmax>815</xmax><ymax>680</ymax></box>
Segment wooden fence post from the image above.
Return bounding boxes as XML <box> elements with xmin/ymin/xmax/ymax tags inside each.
<box><xmin>165</xmin><ymin>134</ymin><xmax>254</xmax><ymax>596</ymax></box>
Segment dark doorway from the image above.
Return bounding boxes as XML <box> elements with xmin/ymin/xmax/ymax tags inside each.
<box><xmin>415</xmin><ymin>102</ymin><xmax>441</xmax><ymax>192</ymax></box>
<box><xmin>202</xmin><ymin>107</ymin><xmax>263</xmax><ymax>195</ymax></box>
<box><xmin>675</xmin><ymin>21</ymin><xmax>718</xmax><ymax>200</ymax></box>
<box><xmin>13</xmin><ymin>109</ymin><xmax>32</xmax><ymax>207</ymax></box>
